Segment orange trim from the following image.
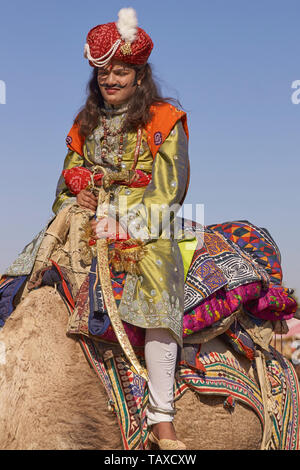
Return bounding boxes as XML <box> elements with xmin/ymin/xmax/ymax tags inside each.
<box><xmin>66</xmin><ymin>121</ymin><xmax>85</xmax><ymax>157</ymax></box>
<box><xmin>145</xmin><ymin>102</ymin><xmax>189</xmax><ymax>158</ymax></box>
<box><xmin>144</xmin><ymin>102</ymin><xmax>190</xmax><ymax>204</ymax></box>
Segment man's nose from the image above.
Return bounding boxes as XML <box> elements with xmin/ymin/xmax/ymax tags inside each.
<box><xmin>106</xmin><ymin>72</ymin><xmax>117</xmax><ymax>86</ymax></box>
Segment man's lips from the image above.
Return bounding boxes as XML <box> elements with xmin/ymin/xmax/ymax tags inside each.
<box><xmin>105</xmin><ymin>88</ymin><xmax>120</xmax><ymax>94</ymax></box>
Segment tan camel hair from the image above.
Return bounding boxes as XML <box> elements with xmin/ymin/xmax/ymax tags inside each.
<box><xmin>0</xmin><ymin>286</ymin><xmax>263</xmax><ymax>450</ymax></box>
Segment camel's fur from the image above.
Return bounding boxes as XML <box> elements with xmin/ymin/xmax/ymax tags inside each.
<box><xmin>0</xmin><ymin>286</ymin><xmax>262</xmax><ymax>450</ymax></box>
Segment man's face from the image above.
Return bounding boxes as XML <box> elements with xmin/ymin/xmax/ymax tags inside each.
<box><xmin>97</xmin><ymin>59</ymin><xmax>138</xmax><ymax>106</ymax></box>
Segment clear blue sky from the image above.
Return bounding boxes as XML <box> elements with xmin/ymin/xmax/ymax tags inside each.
<box><xmin>0</xmin><ymin>0</ymin><xmax>299</xmax><ymax>297</ymax></box>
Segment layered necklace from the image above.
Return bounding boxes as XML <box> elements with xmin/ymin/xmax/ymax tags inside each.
<box><xmin>89</xmin><ymin>102</ymin><xmax>143</xmax><ymax>172</ymax></box>
<box><xmin>100</xmin><ymin>113</ymin><xmax>125</xmax><ymax>169</ymax></box>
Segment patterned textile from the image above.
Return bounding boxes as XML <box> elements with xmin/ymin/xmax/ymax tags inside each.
<box><xmin>66</xmin><ymin>264</ymin><xmax>145</xmax><ymax>347</ymax></box>
<box><xmin>88</xmin><ymin>257</ymin><xmax>125</xmax><ymax>337</ymax></box>
<box><xmin>247</xmin><ymin>286</ymin><xmax>296</xmax><ymax>321</ymax></box>
<box><xmin>0</xmin><ymin>229</ymin><xmax>296</xmax><ymax>348</ymax></box>
<box><xmin>80</xmin><ymin>336</ymin><xmax>300</xmax><ymax>450</ymax></box>
<box><xmin>221</xmin><ymin>318</ymin><xmax>257</xmax><ymax>361</ymax></box>
<box><xmin>208</xmin><ymin>220</ymin><xmax>282</xmax><ymax>285</ymax></box>
<box><xmin>76</xmin><ymin>224</ymin><xmax>294</xmax><ymax>344</ymax></box>
<box><xmin>267</xmin><ymin>347</ymin><xmax>300</xmax><ymax>450</ymax></box>
<box><xmin>183</xmin><ymin>228</ymin><xmax>269</xmax><ymax>312</ymax></box>
<box><xmin>180</xmin><ymin>222</ymin><xmax>297</xmax><ymax>330</ymax></box>
<box><xmin>95</xmin><ymin>318</ymin><xmax>145</xmax><ymax>348</ymax></box>
<box><xmin>0</xmin><ymin>276</ymin><xmax>27</xmax><ymax>328</ymax></box>
<box><xmin>80</xmin><ymin>336</ymin><xmax>148</xmax><ymax>450</ymax></box>
<box><xmin>183</xmin><ymin>282</ymin><xmax>261</xmax><ymax>335</ymax></box>
<box><xmin>79</xmin><ymin>337</ymin><xmax>115</xmax><ymax>406</ymax></box>
<box><xmin>182</xmin><ymin>282</ymin><xmax>296</xmax><ymax>337</ymax></box>
<box><xmin>1</xmin><ymin>218</ymin><xmax>297</xmax><ymax>343</ymax></box>
<box><xmin>3</xmin><ymin>218</ymin><xmax>54</xmax><ymax>276</ymax></box>
<box><xmin>28</xmin><ymin>261</ymin><xmax>74</xmax><ymax>306</ymax></box>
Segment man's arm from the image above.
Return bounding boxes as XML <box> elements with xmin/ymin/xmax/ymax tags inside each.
<box><xmin>52</xmin><ymin>150</ymin><xmax>84</xmax><ymax>215</ymax></box>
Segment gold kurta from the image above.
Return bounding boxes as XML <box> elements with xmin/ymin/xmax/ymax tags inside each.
<box><xmin>52</xmin><ymin>105</ymin><xmax>189</xmax><ymax>345</ymax></box>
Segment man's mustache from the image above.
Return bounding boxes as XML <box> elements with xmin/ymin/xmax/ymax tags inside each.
<box><xmin>99</xmin><ymin>76</ymin><xmax>138</xmax><ymax>89</ymax></box>
<box><xmin>99</xmin><ymin>83</ymin><xmax>127</xmax><ymax>89</ymax></box>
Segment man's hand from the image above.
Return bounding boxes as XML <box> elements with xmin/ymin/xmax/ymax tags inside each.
<box><xmin>76</xmin><ymin>189</ymin><xmax>97</xmax><ymax>212</ymax></box>
<box><xmin>90</xmin><ymin>217</ymin><xmax>128</xmax><ymax>240</ymax></box>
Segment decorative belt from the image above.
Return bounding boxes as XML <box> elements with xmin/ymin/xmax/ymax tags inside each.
<box><xmin>62</xmin><ymin>166</ymin><xmax>151</xmax><ymax>195</ymax></box>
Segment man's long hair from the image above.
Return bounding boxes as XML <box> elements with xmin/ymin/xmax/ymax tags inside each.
<box><xmin>74</xmin><ymin>63</ymin><xmax>180</xmax><ymax>137</ymax></box>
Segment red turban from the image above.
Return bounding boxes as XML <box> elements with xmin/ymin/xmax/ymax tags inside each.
<box><xmin>84</xmin><ymin>8</ymin><xmax>153</xmax><ymax>67</ymax></box>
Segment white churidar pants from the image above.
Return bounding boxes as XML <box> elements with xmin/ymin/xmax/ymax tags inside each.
<box><xmin>144</xmin><ymin>328</ymin><xmax>178</xmax><ymax>426</ymax></box>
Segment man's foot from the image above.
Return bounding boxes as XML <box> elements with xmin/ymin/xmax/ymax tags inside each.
<box><xmin>149</xmin><ymin>422</ymin><xmax>186</xmax><ymax>450</ymax></box>
<box><xmin>151</xmin><ymin>421</ymin><xmax>177</xmax><ymax>441</ymax></box>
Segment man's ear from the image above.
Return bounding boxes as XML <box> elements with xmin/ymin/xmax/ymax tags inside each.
<box><xmin>138</xmin><ymin>69</ymin><xmax>146</xmax><ymax>84</ymax></box>
<box><xmin>135</xmin><ymin>67</ymin><xmax>146</xmax><ymax>86</ymax></box>
<box><xmin>132</xmin><ymin>73</ymin><xmax>142</xmax><ymax>87</ymax></box>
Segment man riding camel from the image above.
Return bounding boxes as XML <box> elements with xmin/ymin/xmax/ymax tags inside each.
<box><xmin>54</xmin><ymin>7</ymin><xmax>189</xmax><ymax>449</ymax></box>
<box><xmin>1</xmin><ymin>7</ymin><xmax>298</xmax><ymax>451</ymax></box>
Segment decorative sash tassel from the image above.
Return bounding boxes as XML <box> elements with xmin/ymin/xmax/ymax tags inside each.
<box><xmin>109</xmin><ymin>239</ymin><xmax>147</xmax><ymax>275</ymax></box>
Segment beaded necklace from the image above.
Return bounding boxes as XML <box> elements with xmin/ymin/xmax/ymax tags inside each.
<box><xmin>85</xmin><ymin>103</ymin><xmax>144</xmax><ymax>173</ymax></box>
<box><xmin>100</xmin><ymin>114</ymin><xmax>125</xmax><ymax>169</ymax></box>
<box><xmin>99</xmin><ymin>113</ymin><xmax>143</xmax><ymax>172</ymax></box>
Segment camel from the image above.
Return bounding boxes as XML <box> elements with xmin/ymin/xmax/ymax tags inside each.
<box><xmin>0</xmin><ymin>285</ymin><xmax>268</xmax><ymax>450</ymax></box>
